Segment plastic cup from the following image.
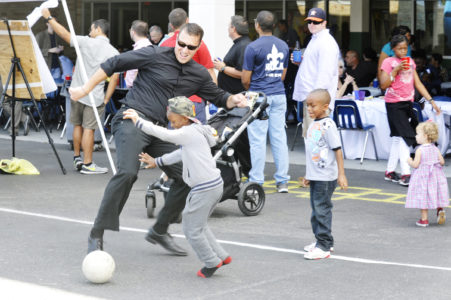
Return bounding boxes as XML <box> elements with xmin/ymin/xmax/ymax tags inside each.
<box><xmin>354</xmin><ymin>90</ymin><xmax>365</xmax><ymax>100</ymax></box>
<box><xmin>293</xmin><ymin>50</ymin><xmax>302</xmax><ymax>63</ymax></box>
<box><xmin>401</xmin><ymin>57</ymin><xmax>410</xmax><ymax>70</ymax></box>
<box><xmin>359</xmin><ymin>90</ymin><xmax>365</xmax><ymax>100</ymax></box>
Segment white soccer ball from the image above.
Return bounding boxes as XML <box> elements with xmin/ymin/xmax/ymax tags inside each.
<box><xmin>82</xmin><ymin>250</ymin><xmax>115</xmax><ymax>283</ymax></box>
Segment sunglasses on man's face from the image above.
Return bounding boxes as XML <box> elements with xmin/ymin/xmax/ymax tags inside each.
<box><xmin>177</xmin><ymin>40</ymin><xmax>199</xmax><ymax>51</ymax></box>
<box><xmin>307</xmin><ymin>20</ymin><xmax>323</xmax><ymax>25</ymax></box>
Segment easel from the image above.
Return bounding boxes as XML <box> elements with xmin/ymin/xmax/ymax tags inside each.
<box><xmin>0</xmin><ymin>19</ymin><xmax>66</xmax><ymax>174</ymax></box>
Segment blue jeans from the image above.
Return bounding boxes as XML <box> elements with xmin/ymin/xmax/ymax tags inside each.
<box><xmin>309</xmin><ymin>180</ymin><xmax>336</xmax><ymax>251</ymax></box>
<box><xmin>247</xmin><ymin>94</ymin><xmax>290</xmax><ymax>184</ymax></box>
<box><xmin>193</xmin><ymin>101</ymin><xmax>206</xmax><ymax>124</ymax></box>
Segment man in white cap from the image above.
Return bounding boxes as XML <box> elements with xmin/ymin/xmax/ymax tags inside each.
<box><xmin>292</xmin><ymin>7</ymin><xmax>340</xmax><ymax>137</ymax></box>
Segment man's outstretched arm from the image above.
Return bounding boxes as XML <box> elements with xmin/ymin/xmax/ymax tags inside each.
<box><xmin>41</xmin><ymin>8</ymin><xmax>71</xmax><ymax>44</ymax></box>
<box><xmin>69</xmin><ymin>68</ymin><xmax>108</xmax><ymax>101</ymax></box>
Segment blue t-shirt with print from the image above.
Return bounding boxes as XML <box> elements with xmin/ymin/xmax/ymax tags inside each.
<box><xmin>242</xmin><ymin>36</ymin><xmax>288</xmax><ymax>96</ymax></box>
<box><xmin>381</xmin><ymin>42</ymin><xmax>411</xmax><ymax>57</ymax></box>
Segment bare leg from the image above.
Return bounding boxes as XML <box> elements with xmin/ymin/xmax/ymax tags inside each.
<box><xmin>420</xmin><ymin>209</ymin><xmax>428</xmax><ymax>221</ymax></box>
<box><xmin>73</xmin><ymin>125</ymin><xmax>83</xmax><ymax>157</ymax></box>
<box><xmin>82</xmin><ymin>128</ymin><xmax>95</xmax><ymax>164</ymax></box>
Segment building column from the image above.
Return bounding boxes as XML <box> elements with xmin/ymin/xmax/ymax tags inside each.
<box><xmin>349</xmin><ymin>0</ymin><xmax>370</xmax><ymax>54</ymax></box>
<box><xmin>188</xmin><ymin>0</ymin><xmax>234</xmax><ymax>60</ymax></box>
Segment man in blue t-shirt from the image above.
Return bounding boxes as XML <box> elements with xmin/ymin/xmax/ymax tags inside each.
<box><xmin>242</xmin><ymin>10</ymin><xmax>290</xmax><ymax>193</ymax></box>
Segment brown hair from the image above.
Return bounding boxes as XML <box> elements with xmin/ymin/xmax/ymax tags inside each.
<box><xmin>178</xmin><ymin>23</ymin><xmax>204</xmax><ymax>43</ymax></box>
<box><xmin>417</xmin><ymin>121</ymin><xmax>439</xmax><ymax>143</ymax></box>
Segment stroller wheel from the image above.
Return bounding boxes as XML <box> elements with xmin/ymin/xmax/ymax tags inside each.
<box><xmin>145</xmin><ymin>191</ymin><xmax>156</xmax><ymax>218</ymax></box>
<box><xmin>237</xmin><ymin>182</ymin><xmax>265</xmax><ymax>216</ymax></box>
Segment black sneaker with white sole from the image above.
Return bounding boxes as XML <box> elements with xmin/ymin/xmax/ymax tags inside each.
<box><xmin>73</xmin><ymin>157</ymin><xmax>83</xmax><ymax>171</ymax></box>
<box><xmin>384</xmin><ymin>171</ymin><xmax>400</xmax><ymax>183</ymax></box>
<box><xmin>399</xmin><ymin>174</ymin><xmax>410</xmax><ymax>186</ymax></box>
<box><xmin>276</xmin><ymin>182</ymin><xmax>289</xmax><ymax>193</ymax></box>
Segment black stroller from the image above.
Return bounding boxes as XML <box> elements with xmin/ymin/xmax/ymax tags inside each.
<box><xmin>145</xmin><ymin>91</ymin><xmax>268</xmax><ymax>218</ymax></box>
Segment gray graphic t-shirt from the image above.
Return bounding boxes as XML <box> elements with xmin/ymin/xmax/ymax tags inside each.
<box><xmin>305</xmin><ymin>117</ymin><xmax>341</xmax><ymax>181</ymax></box>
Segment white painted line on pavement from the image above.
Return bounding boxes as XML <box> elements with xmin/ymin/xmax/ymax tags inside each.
<box><xmin>1</xmin><ymin>207</ymin><xmax>451</xmax><ymax>272</ymax></box>
<box><xmin>0</xmin><ymin>277</ymin><xmax>106</xmax><ymax>300</ymax></box>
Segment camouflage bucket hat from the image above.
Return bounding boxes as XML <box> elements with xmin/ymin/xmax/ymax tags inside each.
<box><xmin>168</xmin><ymin>96</ymin><xmax>200</xmax><ymax>123</ymax></box>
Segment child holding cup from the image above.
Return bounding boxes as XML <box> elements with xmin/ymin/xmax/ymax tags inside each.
<box><xmin>379</xmin><ymin>34</ymin><xmax>441</xmax><ymax>186</ymax></box>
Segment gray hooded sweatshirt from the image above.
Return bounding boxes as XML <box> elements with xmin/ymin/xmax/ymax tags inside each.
<box><xmin>135</xmin><ymin>119</ymin><xmax>222</xmax><ymax>192</ymax></box>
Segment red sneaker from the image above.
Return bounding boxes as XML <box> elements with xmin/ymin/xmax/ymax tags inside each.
<box><xmin>416</xmin><ymin>219</ymin><xmax>429</xmax><ymax>227</ymax></box>
<box><xmin>223</xmin><ymin>256</ymin><xmax>232</xmax><ymax>265</ymax></box>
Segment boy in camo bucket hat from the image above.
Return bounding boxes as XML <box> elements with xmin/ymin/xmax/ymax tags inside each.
<box><xmin>123</xmin><ymin>96</ymin><xmax>231</xmax><ymax>278</ymax></box>
<box><xmin>167</xmin><ymin>96</ymin><xmax>201</xmax><ymax>124</ymax></box>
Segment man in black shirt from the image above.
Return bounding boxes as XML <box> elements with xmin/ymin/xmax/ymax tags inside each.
<box><xmin>214</xmin><ymin>15</ymin><xmax>251</xmax><ymax>94</ymax></box>
<box><xmin>344</xmin><ymin>50</ymin><xmax>377</xmax><ymax>94</ymax></box>
<box><xmin>70</xmin><ymin>23</ymin><xmax>246</xmax><ymax>255</ymax></box>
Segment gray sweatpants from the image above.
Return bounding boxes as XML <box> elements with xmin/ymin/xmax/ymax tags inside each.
<box><xmin>182</xmin><ymin>184</ymin><xmax>229</xmax><ymax>268</ymax></box>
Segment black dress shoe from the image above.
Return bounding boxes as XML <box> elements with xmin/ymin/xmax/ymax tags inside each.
<box><xmin>145</xmin><ymin>229</ymin><xmax>187</xmax><ymax>256</ymax></box>
<box><xmin>87</xmin><ymin>236</ymin><xmax>103</xmax><ymax>254</ymax></box>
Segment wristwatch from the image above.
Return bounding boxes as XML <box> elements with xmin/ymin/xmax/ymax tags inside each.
<box><xmin>46</xmin><ymin>16</ymin><xmax>53</xmax><ymax>21</ymax></box>
<box><xmin>220</xmin><ymin>66</ymin><xmax>225</xmax><ymax>72</ymax></box>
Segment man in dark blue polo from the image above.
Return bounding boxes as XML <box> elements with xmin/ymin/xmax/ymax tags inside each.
<box><xmin>242</xmin><ymin>10</ymin><xmax>290</xmax><ymax>193</ymax></box>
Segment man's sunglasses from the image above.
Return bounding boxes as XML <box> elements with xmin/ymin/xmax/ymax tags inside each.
<box><xmin>307</xmin><ymin>20</ymin><xmax>323</xmax><ymax>25</ymax></box>
<box><xmin>177</xmin><ymin>40</ymin><xmax>199</xmax><ymax>51</ymax></box>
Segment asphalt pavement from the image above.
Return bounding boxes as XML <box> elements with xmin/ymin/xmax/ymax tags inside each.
<box><xmin>0</xmin><ymin>125</ymin><xmax>450</xmax><ymax>300</ymax></box>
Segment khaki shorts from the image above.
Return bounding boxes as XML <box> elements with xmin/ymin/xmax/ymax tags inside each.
<box><xmin>70</xmin><ymin>100</ymin><xmax>105</xmax><ymax>130</ymax></box>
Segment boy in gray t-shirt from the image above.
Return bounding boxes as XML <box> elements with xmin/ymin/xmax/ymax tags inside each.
<box><xmin>302</xmin><ymin>89</ymin><xmax>348</xmax><ymax>260</ymax></box>
<box><xmin>123</xmin><ymin>96</ymin><xmax>231</xmax><ymax>278</ymax></box>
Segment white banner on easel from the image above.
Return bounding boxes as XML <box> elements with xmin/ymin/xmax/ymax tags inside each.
<box><xmin>26</xmin><ymin>0</ymin><xmax>58</xmax><ymax>27</ymax></box>
<box><xmin>3</xmin><ymin>0</ymin><xmax>117</xmax><ymax>173</ymax></box>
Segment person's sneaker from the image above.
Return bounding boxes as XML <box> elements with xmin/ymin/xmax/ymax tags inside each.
<box><xmin>80</xmin><ymin>162</ymin><xmax>108</xmax><ymax>175</ymax></box>
<box><xmin>304</xmin><ymin>242</ymin><xmax>334</xmax><ymax>252</ymax></box>
<box><xmin>93</xmin><ymin>143</ymin><xmax>104</xmax><ymax>152</ymax></box>
<box><xmin>197</xmin><ymin>261</ymin><xmax>223</xmax><ymax>278</ymax></box>
<box><xmin>416</xmin><ymin>219</ymin><xmax>429</xmax><ymax>227</ymax></box>
<box><xmin>304</xmin><ymin>247</ymin><xmax>330</xmax><ymax>260</ymax></box>
<box><xmin>73</xmin><ymin>157</ymin><xmax>83</xmax><ymax>171</ymax></box>
<box><xmin>399</xmin><ymin>175</ymin><xmax>410</xmax><ymax>186</ymax></box>
<box><xmin>222</xmin><ymin>256</ymin><xmax>232</xmax><ymax>265</ymax></box>
<box><xmin>277</xmin><ymin>182</ymin><xmax>289</xmax><ymax>193</ymax></box>
<box><xmin>437</xmin><ymin>208</ymin><xmax>446</xmax><ymax>225</ymax></box>
<box><xmin>384</xmin><ymin>171</ymin><xmax>400</xmax><ymax>183</ymax></box>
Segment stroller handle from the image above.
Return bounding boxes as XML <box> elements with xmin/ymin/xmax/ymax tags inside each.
<box><xmin>240</xmin><ymin>91</ymin><xmax>268</xmax><ymax>111</ymax></box>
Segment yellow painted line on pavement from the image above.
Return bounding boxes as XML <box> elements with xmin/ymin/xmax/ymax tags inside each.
<box><xmin>262</xmin><ymin>180</ymin><xmax>451</xmax><ymax>207</ymax></box>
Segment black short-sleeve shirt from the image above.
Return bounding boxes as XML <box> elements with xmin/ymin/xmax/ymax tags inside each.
<box><xmin>217</xmin><ymin>36</ymin><xmax>251</xmax><ymax>94</ymax></box>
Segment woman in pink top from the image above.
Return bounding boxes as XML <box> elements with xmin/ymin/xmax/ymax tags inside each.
<box><xmin>379</xmin><ymin>34</ymin><xmax>441</xmax><ymax>186</ymax></box>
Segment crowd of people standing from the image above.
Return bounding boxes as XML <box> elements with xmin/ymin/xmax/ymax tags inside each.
<box><xmin>12</xmin><ymin>5</ymin><xmax>447</xmax><ymax>278</ymax></box>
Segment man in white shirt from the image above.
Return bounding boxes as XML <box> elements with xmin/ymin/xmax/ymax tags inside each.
<box><xmin>125</xmin><ymin>20</ymin><xmax>152</xmax><ymax>88</ymax></box>
<box><xmin>292</xmin><ymin>8</ymin><xmax>339</xmax><ymax>137</ymax></box>
<box><xmin>42</xmin><ymin>8</ymin><xmax>119</xmax><ymax>175</ymax></box>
